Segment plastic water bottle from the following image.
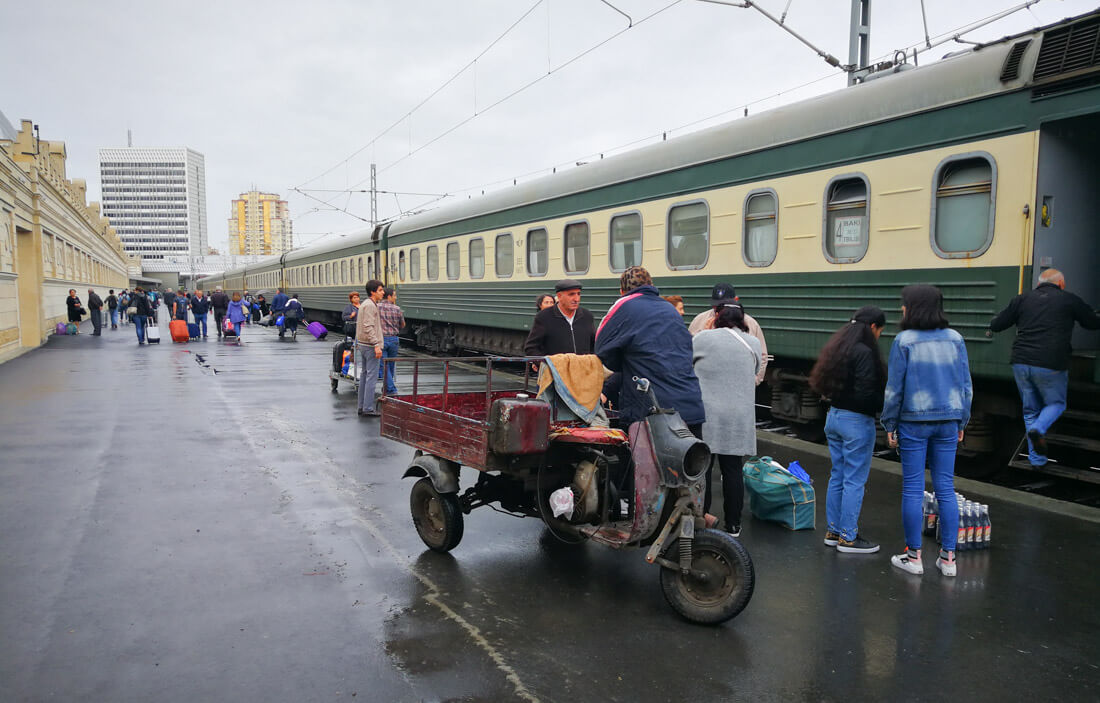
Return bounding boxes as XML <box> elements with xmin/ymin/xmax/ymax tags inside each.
<box><xmin>923</xmin><ymin>491</ymin><xmax>938</xmax><ymax>535</ymax></box>
<box><xmin>981</xmin><ymin>504</ymin><xmax>992</xmax><ymax>549</ymax></box>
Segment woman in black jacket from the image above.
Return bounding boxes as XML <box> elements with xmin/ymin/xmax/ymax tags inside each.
<box><xmin>808</xmin><ymin>306</ymin><xmax>887</xmax><ymax>555</ymax></box>
<box><xmin>65</xmin><ymin>289</ymin><xmax>84</xmax><ymax>332</ymax></box>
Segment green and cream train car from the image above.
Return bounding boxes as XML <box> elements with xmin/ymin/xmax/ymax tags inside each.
<box><xmin>205</xmin><ymin>11</ymin><xmax>1100</xmax><ymax>479</ymax></box>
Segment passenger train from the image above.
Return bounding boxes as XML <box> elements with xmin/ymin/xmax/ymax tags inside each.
<box><xmin>204</xmin><ymin>10</ymin><xmax>1100</xmax><ymax>481</ymax></box>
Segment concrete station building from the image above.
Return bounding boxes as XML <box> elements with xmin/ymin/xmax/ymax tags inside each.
<box><xmin>0</xmin><ymin>112</ymin><xmax>130</xmax><ymax>363</ymax></box>
<box><xmin>228</xmin><ymin>190</ymin><xmax>292</xmax><ymax>256</ymax></box>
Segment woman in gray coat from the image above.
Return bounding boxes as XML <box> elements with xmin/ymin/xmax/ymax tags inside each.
<box><xmin>692</xmin><ymin>304</ymin><xmax>761</xmax><ymax>536</ymax></box>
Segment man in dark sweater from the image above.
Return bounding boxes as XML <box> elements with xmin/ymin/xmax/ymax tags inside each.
<box><xmin>990</xmin><ymin>268</ymin><xmax>1100</xmax><ymax>466</ymax></box>
<box><xmin>87</xmin><ymin>289</ymin><xmax>104</xmax><ymax>335</ymax></box>
<box><xmin>211</xmin><ymin>287</ymin><xmax>230</xmax><ymax>338</ymax></box>
<box><xmin>524</xmin><ymin>279</ymin><xmax>596</xmax><ymax>357</ymax></box>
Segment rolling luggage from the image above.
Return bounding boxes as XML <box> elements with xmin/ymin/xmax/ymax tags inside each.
<box><xmin>56</xmin><ymin>322</ymin><xmax>67</xmax><ymax>335</ymax></box>
<box><xmin>66</xmin><ymin>323</ymin><xmax>78</xmax><ymax>335</ymax></box>
<box><xmin>187</xmin><ymin>322</ymin><xmax>201</xmax><ymax>339</ymax></box>
<box><xmin>146</xmin><ymin>322</ymin><xmax>161</xmax><ymax>344</ymax></box>
<box><xmin>170</xmin><ymin>320</ymin><xmax>190</xmax><ymax>343</ymax></box>
<box><xmin>222</xmin><ymin>317</ymin><xmax>237</xmax><ymax>338</ymax></box>
<box><xmin>306</xmin><ymin>321</ymin><xmax>328</xmax><ymax>340</ymax></box>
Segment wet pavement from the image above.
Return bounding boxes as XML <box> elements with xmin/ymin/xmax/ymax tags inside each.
<box><xmin>2</xmin><ymin>316</ymin><xmax>1098</xmax><ymax>702</ymax></box>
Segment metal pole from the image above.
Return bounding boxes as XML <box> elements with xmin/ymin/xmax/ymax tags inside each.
<box><xmin>370</xmin><ymin>163</ymin><xmax>377</xmax><ymax>229</ymax></box>
<box><xmin>848</xmin><ymin>0</ymin><xmax>871</xmax><ymax>86</ymax></box>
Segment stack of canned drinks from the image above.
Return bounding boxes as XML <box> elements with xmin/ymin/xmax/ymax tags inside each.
<box><xmin>922</xmin><ymin>491</ymin><xmax>992</xmax><ymax>551</ymax></box>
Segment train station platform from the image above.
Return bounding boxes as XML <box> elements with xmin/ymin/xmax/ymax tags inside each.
<box><xmin>1</xmin><ymin>316</ymin><xmax>1098</xmax><ymax>702</ymax></box>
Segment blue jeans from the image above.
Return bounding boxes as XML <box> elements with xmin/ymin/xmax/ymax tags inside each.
<box><xmin>824</xmin><ymin>408</ymin><xmax>876</xmax><ymax>542</ymax></box>
<box><xmin>133</xmin><ymin>315</ymin><xmax>148</xmax><ymax>343</ymax></box>
<box><xmin>358</xmin><ymin>346</ymin><xmax>380</xmax><ymax>412</ymax></box>
<box><xmin>898</xmin><ymin>420</ymin><xmax>960</xmax><ymax>552</ymax></box>
<box><xmin>109</xmin><ymin>309</ymin><xmax>118</xmax><ymax>327</ymax></box>
<box><xmin>194</xmin><ymin>312</ymin><xmax>207</xmax><ymax>337</ymax></box>
<box><xmin>379</xmin><ymin>336</ymin><xmax>399</xmax><ymax>393</ymax></box>
<box><xmin>1011</xmin><ymin>363</ymin><xmax>1068</xmax><ymax>466</ymax></box>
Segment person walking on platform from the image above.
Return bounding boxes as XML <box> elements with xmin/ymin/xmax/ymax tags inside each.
<box><xmin>87</xmin><ymin>289</ymin><xmax>104</xmax><ymax>336</ymax></box>
<box><xmin>226</xmin><ymin>293</ymin><xmax>249</xmax><ymax>345</ymax></box>
<box><xmin>689</xmin><ymin>283</ymin><xmax>769</xmax><ymax>386</ymax></box>
<box><xmin>191</xmin><ymin>289</ymin><xmax>210</xmax><ymax>338</ymax></box>
<box><xmin>65</xmin><ymin>289</ymin><xmax>85</xmax><ymax>333</ymax></box>
<box><xmin>211</xmin><ymin>286</ymin><xmax>230</xmax><ymax>339</ymax></box>
<box><xmin>119</xmin><ymin>290</ymin><xmax>130</xmax><ymax>325</ymax></box>
<box><xmin>150</xmin><ymin>290</ymin><xmax>160</xmax><ymax>324</ymax></box>
<box><xmin>692</xmin><ymin>304</ymin><xmax>761</xmax><ymax>537</ymax></box>
<box><xmin>356</xmin><ymin>280</ymin><xmax>385</xmax><ymax>417</ymax></box>
<box><xmin>378</xmin><ymin>288</ymin><xmax>405</xmax><ymax>395</ymax></box>
<box><xmin>282</xmin><ymin>294</ymin><xmax>305</xmax><ymax>338</ymax></box>
<box><xmin>882</xmin><ymin>285</ymin><xmax>972</xmax><ymax>578</ymax></box>
<box><xmin>989</xmin><ymin>268</ymin><xmax>1100</xmax><ymax>468</ymax></box>
<box><xmin>129</xmin><ymin>287</ymin><xmax>153</xmax><ymax>345</ymax></box>
<box><xmin>272</xmin><ymin>287</ymin><xmax>289</xmax><ymax>321</ymax></box>
<box><xmin>106</xmin><ymin>290</ymin><xmax>119</xmax><ymax>329</ymax></box>
<box><xmin>173</xmin><ymin>290</ymin><xmax>190</xmax><ymax>322</ymax></box>
<box><xmin>810</xmin><ymin>306</ymin><xmax>887</xmax><ymax>555</ymax></box>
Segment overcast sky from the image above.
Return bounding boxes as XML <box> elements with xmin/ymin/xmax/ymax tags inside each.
<box><xmin>6</xmin><ymin>0</ymin><xmax>1099</xmax><ymax>252</ymax></box>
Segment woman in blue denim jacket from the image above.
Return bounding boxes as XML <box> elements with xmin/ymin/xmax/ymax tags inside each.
<box><xmin>881</xmin><ymin>285</ymin><xmax>972</xmax><ymax>578</ymax></box>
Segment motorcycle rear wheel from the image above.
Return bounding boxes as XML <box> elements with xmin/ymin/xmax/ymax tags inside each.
<box><xmin>410</xmin><ymin>477</ymin><xmax>464</xmax><ymax>552</ymax></box>
<box><xmin>659</xmin><ymin>529</ymin><xmax>754</xmax><ymax>624</ymax></box>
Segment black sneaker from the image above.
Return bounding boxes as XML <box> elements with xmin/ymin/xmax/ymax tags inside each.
<box><xmin>1027</xmin><ymin>428</ymin><xmax>1048</xmax><ymax>454</ymax></box>
<box><xmin>823</xmin><ymin>531</ymin><xmax>840</xmax><ymax>547</ymax></box>
<box><xmin>837</xmin><ymin>535</ymin><xmax>880</xmax><ymax>554</ymax></box>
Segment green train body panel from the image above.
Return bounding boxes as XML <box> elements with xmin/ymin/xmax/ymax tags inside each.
<box><xmin>397</xmin><ymin>265</ymin><xmax>1024</xmax><ymax>381</ymax></box>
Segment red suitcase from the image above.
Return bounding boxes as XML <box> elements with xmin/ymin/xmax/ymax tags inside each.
<box><xmin>170</xmin><ymin>319</ymin><xmax>190</xmax><ymax>343</ymax></box>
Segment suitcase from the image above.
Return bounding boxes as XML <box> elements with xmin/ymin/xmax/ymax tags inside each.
<box><xmin>187</xmin><ymin>322</ymin><xmax>201</xmax><ymax>339</ymax></box>
<box><xmin>307</xmin><ymin>321</ymin><xmax>328</xmax><ymax>340</ymax></box>
<box><xmin>56</xmin><ymin>322</ymin><xmax>67</xmax><ymax>335</ymax></box>
<box><xmin>222</xmin><ymin>318</ymin><xmax>238</xmax><ymax>338</ymax></box>
<box><xmin>146</xmin><ymin>323</ymin><xmax>161</xmax><ymax>344</ymax></box>
<box><xmin>170</xmin><ymin>319</ymin><xmax>190</xmax><ymax>343</ymax></box>
<box><xmin>66</xmin><ymin>323</ymin><xmax>78</xmax><ymax>335</ymax></box>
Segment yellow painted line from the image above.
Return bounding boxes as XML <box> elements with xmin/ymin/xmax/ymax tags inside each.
<box><xmin>878</xmin><ymin>225</ymin><xmax>923</xmax><ymax>232</ymax></box>
<box><xmin>783</xmin><ymin>201</ymin><xmax>816</xmax><ymax>209</ymax></box>
<box><xmin>713</xmin><ymin>211</ymin><xmax>738</xmax><ymax>219</ymax></box>
<box><xmin>712</xmin><ymin>241</ymin><xmax>739</xmax><ymax>246</ymax></box>
<box><xmin>783</xmin><ymin>233</ymin><xmax>817</xmax><ymax>240</ymax></box>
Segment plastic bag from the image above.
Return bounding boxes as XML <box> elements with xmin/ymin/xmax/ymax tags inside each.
<box><xmin>549</xmin><ymin>487</ymin><xmax>574</xmax><ymax>520</ymax></box>
<box><xmin>786</xmin><ymin>460</ymin><xmax>812</xmax><ymax>484</ymax></box>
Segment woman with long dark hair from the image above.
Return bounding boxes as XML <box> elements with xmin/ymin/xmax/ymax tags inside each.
<box><xmin>809</xmin><ymin>306</ymin><xmax>886</xmax><ymax>554</ymax></box>
<box><xmin>692</xmin><ymin>304</ymin><xmax>761</xmax><ymax>536</ymax></box>
<box><xmin>882</xmin><ymin>285</ymin><xmax>972</xmax><ymax>578</ymax></box>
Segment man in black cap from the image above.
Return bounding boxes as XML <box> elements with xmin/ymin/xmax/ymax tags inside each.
<box><xmin>688</xmin><ymin>282</ymin><xmax>769</xmax><ymax>385</ymax></box>
<box><xmin>524</xmin><ymin>278</ymin><xmax>596</xmax><ymax>356</ymax></box>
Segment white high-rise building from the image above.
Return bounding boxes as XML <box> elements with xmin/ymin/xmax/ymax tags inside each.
<box><xmin>98</xmin><ymin>147</ymin><xmax>208</xmax><ymax>260</ymax></box>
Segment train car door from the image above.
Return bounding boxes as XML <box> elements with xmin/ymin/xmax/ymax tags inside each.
<box><xmin>1034</xmin><ymin>115</ymin><xmax>1100</xmax><ymax>358</ymax></box>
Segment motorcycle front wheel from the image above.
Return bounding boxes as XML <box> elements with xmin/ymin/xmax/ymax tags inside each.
<box><xmin>659</xmin><ymin>529</ymin><xmax>754</xmax><ymax>624</ymax></box>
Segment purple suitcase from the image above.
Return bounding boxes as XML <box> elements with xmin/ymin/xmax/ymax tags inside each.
<box><xmin>306</xmin><ymin>321</ymin><xmax>328</xmax><ymax>340</ymax></box>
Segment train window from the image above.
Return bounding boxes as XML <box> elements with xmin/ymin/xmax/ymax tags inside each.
<box><xmin>469</xmin><ymin>239</ymin><xmax>485</xmax><ymax>279</ymax></box>
<box><xmin>367</xmin><ymin>256</ymin><xmax>373</xmax><ymax>281</ymax></box>
<box><xmin>823</xmin><ymin>175</ymin><xmax>870</xmax><ymax>264</ymax></box>
<box><xmin>356</xmin><ymin>257</ymin><xmax>362</xmax><ymax>283</ymax></box>
<box><xmin>743</xmin><ymin>189</ymin><xmax>778</xmax><ymax>267</ymax></box>
<box><xmin>410</xmin><ymin>248</ymin><xmax>421</xmax><ymax>280</ymax></box>
<box><xmin>931</xmin><ymin>154</ymin><xmax>996</xmax><ymax>258</ymax></box>
<box><xmin>495</xmin><ymin>233</ymin><xmax>514</xmax><ymax>278</ymax></box>
<box><xmin>341</xmin><ymin>260</ymin><xmax>348</xmax><ymax>284</ymax></box>
<box><xmin>446</xmin><ymin>242</ymin><xmax>460</xmax><ymax>279</ymax></box>
<box><xmin>426</xmin><ymin>245</ymin><xmax>439</xmax><ymax>280</ymax></box>
<box><xmin>609</xmin><ymin>212</ymin><xmax>642</xmax><ymax>272</ymax></box>
<box><xmin>326</xmin><ymin>262</ymin><xmax>333</xmax><ymax>285</ymax></box>
<box><xmin>667</xmin><ymin>201</ymin><xmax>710</xmax><ymax>269</ymax></box>
<box><xmin>398</xmin><ymin>251</ymin><xmax>406</xmax><ymax>281</ymax></box>
<box><xmin>527</xmin><ymin>227</ymin><xmax>548</xmax><ymax>276</ymax></box>
<box><xmin>564</xmin><ymin>221</ymin><xmax>590</xmax><ymax>275</ymax></box>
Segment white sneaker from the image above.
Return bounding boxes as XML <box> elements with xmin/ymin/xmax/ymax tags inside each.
<box><xmin>891</xmin><ymin>548</ymin><xmax>924</xmax><ymax>575</ymax></box>
<box><xmin>936</xmin><ymin>550</ymin><xmax>957</xmax><ymax>577</ymax></box>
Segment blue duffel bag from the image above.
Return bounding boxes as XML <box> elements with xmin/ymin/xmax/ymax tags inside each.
<box><xmin>742</xmin><ymin>456</ymin><xmax>816</xmax><ymax>530</ymax></box>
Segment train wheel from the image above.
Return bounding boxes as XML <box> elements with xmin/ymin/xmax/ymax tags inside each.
<box><xmin>660</xmin><ymin>529</ymin><xmax>754</xmax><ymax>624</ymax></box>
<box><xmin>410</xmin><ymin>477</ymin><xmax>464</xmax><ymax>552</ymax></box>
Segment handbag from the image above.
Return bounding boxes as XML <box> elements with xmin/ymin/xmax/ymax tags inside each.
<box><xmin>126</xmin><ymin>306</ymin><xmax>138</xmax><ymax>316</ymax></box>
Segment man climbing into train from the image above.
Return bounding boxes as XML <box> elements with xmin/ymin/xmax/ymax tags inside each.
<box><xmin>989</xmin><ymin>268</ymin><xmax>1100</xmax><ymax>467</ymax></box>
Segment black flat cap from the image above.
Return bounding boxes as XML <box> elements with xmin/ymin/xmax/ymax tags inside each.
<box><xmin>554</xmin><ymin>279</ymin><xmax>583</xmax><ymax>293</ymax></box>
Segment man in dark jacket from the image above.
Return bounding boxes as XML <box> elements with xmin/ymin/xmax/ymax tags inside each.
<box><xmin>271</xmin><ymin>288</ymin><xmax>289</xmax><ymax>317</ymax></box>
<box><xmin>105</xmin><ymin>290</ymin><xmax>119</xmax><ymax>329</ymax></box>
<box><xmin>595</xmin><ymin>266</ymin><xmax>704</xmax><ymax>428</ymax></box>
<box><xmin>990</xmin><ymin>268</ymin><xmax>1100</xmax><ymax>466</ymax></box>
<box><xmin>87</xmin><ymin>289</ymin><xmax>104</xmax><ymax>336</ymax></box>
<box><xmin>524</xmin><ymin>279</ymin><xmax>596</xmax><ymax>357</ymax></box>
<box><xmin>211</xmin><ymin>286</ymin><xmax>230</xmax><ymax>338</ymax></box>
<box><xmin>190</xmin><ymin>289</ymin><xmax>210</xmax><ymax>338</ymax></box>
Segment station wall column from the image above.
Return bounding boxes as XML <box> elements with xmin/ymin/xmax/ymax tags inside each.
<box><xmin>15</xmin><ymin>224</ymin><xmax>42</xmax><ymax>349</ymax></box>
